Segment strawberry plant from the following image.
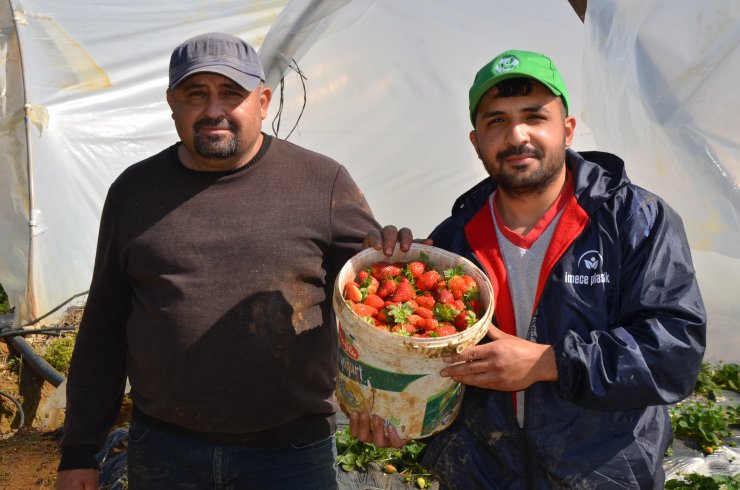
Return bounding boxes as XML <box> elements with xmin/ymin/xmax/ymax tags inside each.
<box><xmin>712</xmin><ymin>362</ymin><xmax>740</xmax><ymax>393</ymax></box>
<box><xmin>343</xmin><ymin>253</ymin><xmax>483</xmax><ymax>338</ymax></box>
<box><xmin>694</xmin><ymin>362</ymin><xmax>740</xmax><ymax>398</ymax></box>
<box><xmin>669</xmin><ymin>400</ymin><xmax>740</xmax><ymax>454</ymax></box>
<box><xmin>665</xmin><ymin>473</ymin><xmax>740</xmax><ymax>489</ymax></box>
<box><xmin>335</xmin><ymin>428</ymin><xmax>434</xmax><ymax>488</ymax></box>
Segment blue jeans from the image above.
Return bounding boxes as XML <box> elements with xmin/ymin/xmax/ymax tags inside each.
<box><xmin>127</xmin><ymin>417</ymin><xmax>339</xmax><ymax>490</ymax></box>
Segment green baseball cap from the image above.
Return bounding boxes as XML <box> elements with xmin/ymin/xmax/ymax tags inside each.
<box><xmin>468</xmin><ymin>49</ymin><xmax>570</xmax><ymax>125</ymax></box>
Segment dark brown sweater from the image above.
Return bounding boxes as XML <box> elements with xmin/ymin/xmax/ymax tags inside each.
<box><xmin>60</xmin><ymin>135</ymin><xmax>379</xmax><ymax>468</ymax></box>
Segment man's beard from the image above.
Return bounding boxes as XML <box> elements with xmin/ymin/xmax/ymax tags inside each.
<box><xmin>193</xmin><ymin>117</ymin><xmax>240</xmax><ymax>160</ymax></box>
<box><xmin>485</xmin><ymin>142</ymin><xmax>566</xmax><ymax>198</ymax></box>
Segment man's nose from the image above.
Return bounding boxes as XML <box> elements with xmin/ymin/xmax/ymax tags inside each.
<box><xmin>203</xmin><ymin>96</ymin><xmax>227</xmax><ymax>118</ymax></box>
<box><xmin>506</xmin><ymin>122</ymin><xmax>530</xmax><ymax>146</ymax></box>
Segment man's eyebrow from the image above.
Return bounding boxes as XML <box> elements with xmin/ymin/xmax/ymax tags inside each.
<box><xmin>480</xmin><ymin>105</ymin><xmax>548</xmax><ymax>117</ymax></box>
<box><xmin>522</xmin><ymin>104</ymin><xmax>548</xmax><ymax>113</ymax></box>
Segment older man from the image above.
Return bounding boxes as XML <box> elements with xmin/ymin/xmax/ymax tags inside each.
<box><xmin>56</xmin><ymin>32</ymin><xmax>404</xmax><ymax>490</ymax></box>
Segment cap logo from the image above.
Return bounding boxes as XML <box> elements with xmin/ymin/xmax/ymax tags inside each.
<box><xmin>494</xmin><ymin>56</ymin><xmax>519</xmax><ymax>74</ymax></box>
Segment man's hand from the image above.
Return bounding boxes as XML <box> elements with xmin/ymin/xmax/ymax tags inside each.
<box><xmin>349</xmin><ymin>411</ymin><xmax>407</xmax><ymax>449</ymax></box>
<box><xmin>56</xmin><ymin>469</ymin><xmax>99</xmax><ymax>490</ymax></box>
<box><xmin>440</xmin><ymin>324</ymin><xmax>558</xmax><ymax>391</ymax></box>
<box><xmin>362</xmin><ymin>225</ymin><xmax>432</xmax><ymax>256</ymax></box>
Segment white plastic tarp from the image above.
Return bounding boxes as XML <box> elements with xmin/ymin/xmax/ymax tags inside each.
<box><xmin>581</xmin><ymin>1</ymin><xmax>740</xmax><ymax>363</ymax></box>
<box><xmin>0</xmin><ymin>0</ymin><xmax>737</xmax><ymax>362</ymax></box>
<box><xmin>260</xmin><ymin>0</ymin><xmax>740</xmax><ymax>361</ymax></box>
<box><xmin>0</xmin><ymin>0</ymin><xmax>288</xmax><ymax>323</ymax></box>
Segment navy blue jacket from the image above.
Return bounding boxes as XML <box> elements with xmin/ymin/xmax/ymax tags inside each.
<box><xmin>420</xmin><ymin>150</ymin><xmax>706</xmax><ymax>489</ymax></box>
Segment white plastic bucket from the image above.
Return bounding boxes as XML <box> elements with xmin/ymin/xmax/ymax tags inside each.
<box><xmin>333</xmin><ymin>243</ymin><xmax>494</xmax><ymax>440</ymax></box>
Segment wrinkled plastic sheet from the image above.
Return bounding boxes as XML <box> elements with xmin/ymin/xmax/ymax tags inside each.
<box><xmin>664</xmin><ymin>391</ymin><xmax>740</xmax><ymax>481</ymax></box>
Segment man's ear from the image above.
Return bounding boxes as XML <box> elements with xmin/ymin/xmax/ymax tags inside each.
<box><xmin>259</xmin><ymin>86</ymin><xmax>272</xmax><ymax>119</ymax></box>
<box><xmin>564</xmin><ymin>114</ymin><xmax>576</xmax><ymax>148</ymax></box>
<box><xmin>469</xmin><ymin>129</ymin><xmax>482</xmax><ymax>159</ymax></box>
<box><xmin>166</xmin><ymin>88</ymin><xmax>175</xmax><ymax>112</ymax></box>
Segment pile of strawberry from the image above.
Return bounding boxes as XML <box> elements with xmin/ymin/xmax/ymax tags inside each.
<box><xmin>343</xmin><ymin>252</ymin><xmax>483</xmax><ymax>338</ymax></box>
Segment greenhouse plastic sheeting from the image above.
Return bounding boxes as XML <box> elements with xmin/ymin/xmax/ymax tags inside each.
<box><xmin>0</xmin><ymin>0</ymin><xmax>737</xmax><ymax>363</ymax></box>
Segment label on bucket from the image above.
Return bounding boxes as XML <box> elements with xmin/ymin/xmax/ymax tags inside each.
<box><xmin>421</xmin><ymin>382</ymin><xmax>463</xmax><ymax>435</ymax></box>
<box><xmin>338</xmin><ymin>348</ymin><xmax>425</xmax><ymax>392</ymax></box>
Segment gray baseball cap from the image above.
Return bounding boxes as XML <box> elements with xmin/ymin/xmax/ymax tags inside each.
<box><xmin>168</xmin><ymin>32</ymin><xmax>265</xmax><ymax>91</ymax></box>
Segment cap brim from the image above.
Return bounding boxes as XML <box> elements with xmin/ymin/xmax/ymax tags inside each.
<box><xmin>171</xmin><ymin>65</ymin><xmax>262</xmax><ymax>92</ymax></box>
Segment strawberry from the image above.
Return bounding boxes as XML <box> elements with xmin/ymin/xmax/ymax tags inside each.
<box><xmin>362</xmin><ymin>276</ymin><xmax>379</xmax><ymax>296</ymax></box>
<box><xmin>407</xmin><ymin>314</ymin><xmax>423</xmax><ymax>326</ymax></box>
<box><xmin>436</xmin><ymin>287</ymin><xmax>455</xmax><ymax>305</ymax></box>
<box><xmin>417</xmin><ymin>317</ymin><xmax>439</xmax><ymax>332</ymax></box>
<box><xmin>434</xmin><ymin>324</ymin><xmax>458</xmax><ymax>337</ymax></box>
<box><xmin>415</xmin><ymin>294</ymin><xmax>436</xmax><ymax>309</ymax></box>
<box><xmin>454</xmin><ymin>310</ymin><xmax>476</xmax><ymax>330</ymax></box>
<box><xmin>468</xmin><ymin>299</ymin><xmax>483</xmax><ymax>314</ymax></box>
<box><xmin>358</xmin><ymin>270</ymin><xmax>370</xmax><ymax>282</ymax></box>
<box><xmin>376</xmin><ymin>309</ymin><xmax>389</xmax><ymax>323</ymax></box>
<box><xmin>452</xmin><ymin>299</ymin><xmax>466</xmax><ymax>312</ymax></box>
<box><xmin>363</xmin><ymin>293</ymin><xmax>385</xmax><ymax>310</ymax></box>
<box><xmin>387</xmin><ymin>302</ymin><xmax>415</xmax><ymax>325</ymax></box>
<box><xmin>463</xmin><ymin>274</ymin><xmax>478</xmax><ymax>291</ymax></box>
<box><xmin>391</xmin><ymin>324</ymin><xmax>416</xmax><ymax>336</ymax></box>
<box><xmin>389</xmin><ymin>278</ymin><xmax>415</xmax><ymax>303</ymax></box>
<box><xmin>352</xmin><ymin>303</ymin><xmax>378</xmax><ymax>318</ymax></box>
<box><xmin>376</xmin><ymin>279</ymin><xmax>397</xmax><ymax>298</ymax></box>
<box><xmin>415</xmin><ymin>270</ymin><xmax>440</xmax><ymax>292</ymax></box>
<box><xmin>414</xmin><ymin>306</ymin><xmax>434</xmax><ymax>319</ymax></box>
<box><xmin>447</xmin><ymin>275</ymin><xmax>468</xmax><ymax>300</ymax></box>
<box><xmin>374</xmin><ymin>322</ymin><xmax>390</xmax><ymax>332</ymax></box>
<box><xmin>407</xmin><ymin>261</ymin><xmax>427</xmax><ymax>279</ymax></box>
<box><xmin>344</xmin><ymin>282</ymin><xmax>362</xmax><ymax>303</ymax></box>
<box><xmin>371</xmin><ymin>262</ymin><xmax>402</xmax><ymax>280</ymax></box>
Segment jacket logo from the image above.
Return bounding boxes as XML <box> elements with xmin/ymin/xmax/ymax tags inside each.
<box><xmin>563</xmin><ymin>250</ymin><xmax>610</xmax><ymax>286</ymax></box>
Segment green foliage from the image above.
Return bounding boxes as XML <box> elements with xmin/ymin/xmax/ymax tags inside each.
<box><xmin>0</xmin><ymin>284</ymin><xmax>9</xmax><ymax>315</ymax></box>
<box><xmin>666</xmin><ymin>473</ymin><xmax>740</xmax><ymax>489</ymax></box>
<box><xmin>694</xmin><ymin>362</ymin><xmax>740</xmax><ymax>397</ymax></box>
<box><xmin>335</xmin><ymin>428</ymin><xmax>434</xmax><ymax>488</ymax></box>
<box><xmin>42</xmin><ymin>334</ymin><xmax>77</xmax><ymax>374</ymax></box>
<box><xmin>670</xmin><ymin>400</ymin><xmax>740</xmax><ymax>453</ymax></box>
<box><xmin>713</xmin><ymin>363</ymin><xmax>740</xmax><ymax>394</ymax></box>
<box><xmin>5</xmin><ymin>355</ymin><xmax>20</xmax><ymax>373</ymax></box>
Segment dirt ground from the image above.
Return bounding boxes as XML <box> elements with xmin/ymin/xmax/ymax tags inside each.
<box><xmin>0</xmin><ymin>308</ymin><xmax>84</xmax><ymax>489</ymax></box>
<box><xmin>0</xmin><ymin>340</ymin><xmax>62</xmax><ymax>489</ymax></box>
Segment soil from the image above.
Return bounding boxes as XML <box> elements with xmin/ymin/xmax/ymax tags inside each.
<box><xmin>0</xmin><ymin>340</ymin><xmax>62</xmax><ymax>489</ymax></box>
<box><xmin>0</xmin><ymin>308</ymin><xmax>85</xmax><ymax>489</ymax></box>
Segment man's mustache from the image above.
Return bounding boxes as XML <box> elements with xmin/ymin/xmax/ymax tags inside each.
<box><xmin>497</xmin><ymin>144</ymin><xmax>543</xmax><ymax>161</ymax></box>
<box><xmin>193</xmin><ymin>117</ymin><xmax>236</xmax><ymax>132</ymax></box>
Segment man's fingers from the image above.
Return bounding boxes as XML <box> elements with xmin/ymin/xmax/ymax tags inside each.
<box><xmin>396</xmin><ymin>227</ymin><xmax>414</xmax><ymax>252</ymax></box>
<box><xmin>349</xmin><ymin>411</ymin><xmax>372</xmax><ymax>442</ymax></box>
<box><xmin>380</xmin><ymin>226</ymin><xmax>399</xmax><ymax>255</ymax></box>
<box><xmin>362</xmin><ymin>230</ymin><xmax>383</xmax><ymax>251</ymax></box>
<box><xmin>372</xmin><ymin>415</ymin><xmax>389</xmax><ymax>446</ymax></box>
<box><xmin>386</xmin><ymin>423</ymin><xmax>408</xmax><ymax>448</ymax></box>
<box><xmin>488</xmin><ymin>323</ymin><xmax>505</xmax><ymax>339</ymax></box>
